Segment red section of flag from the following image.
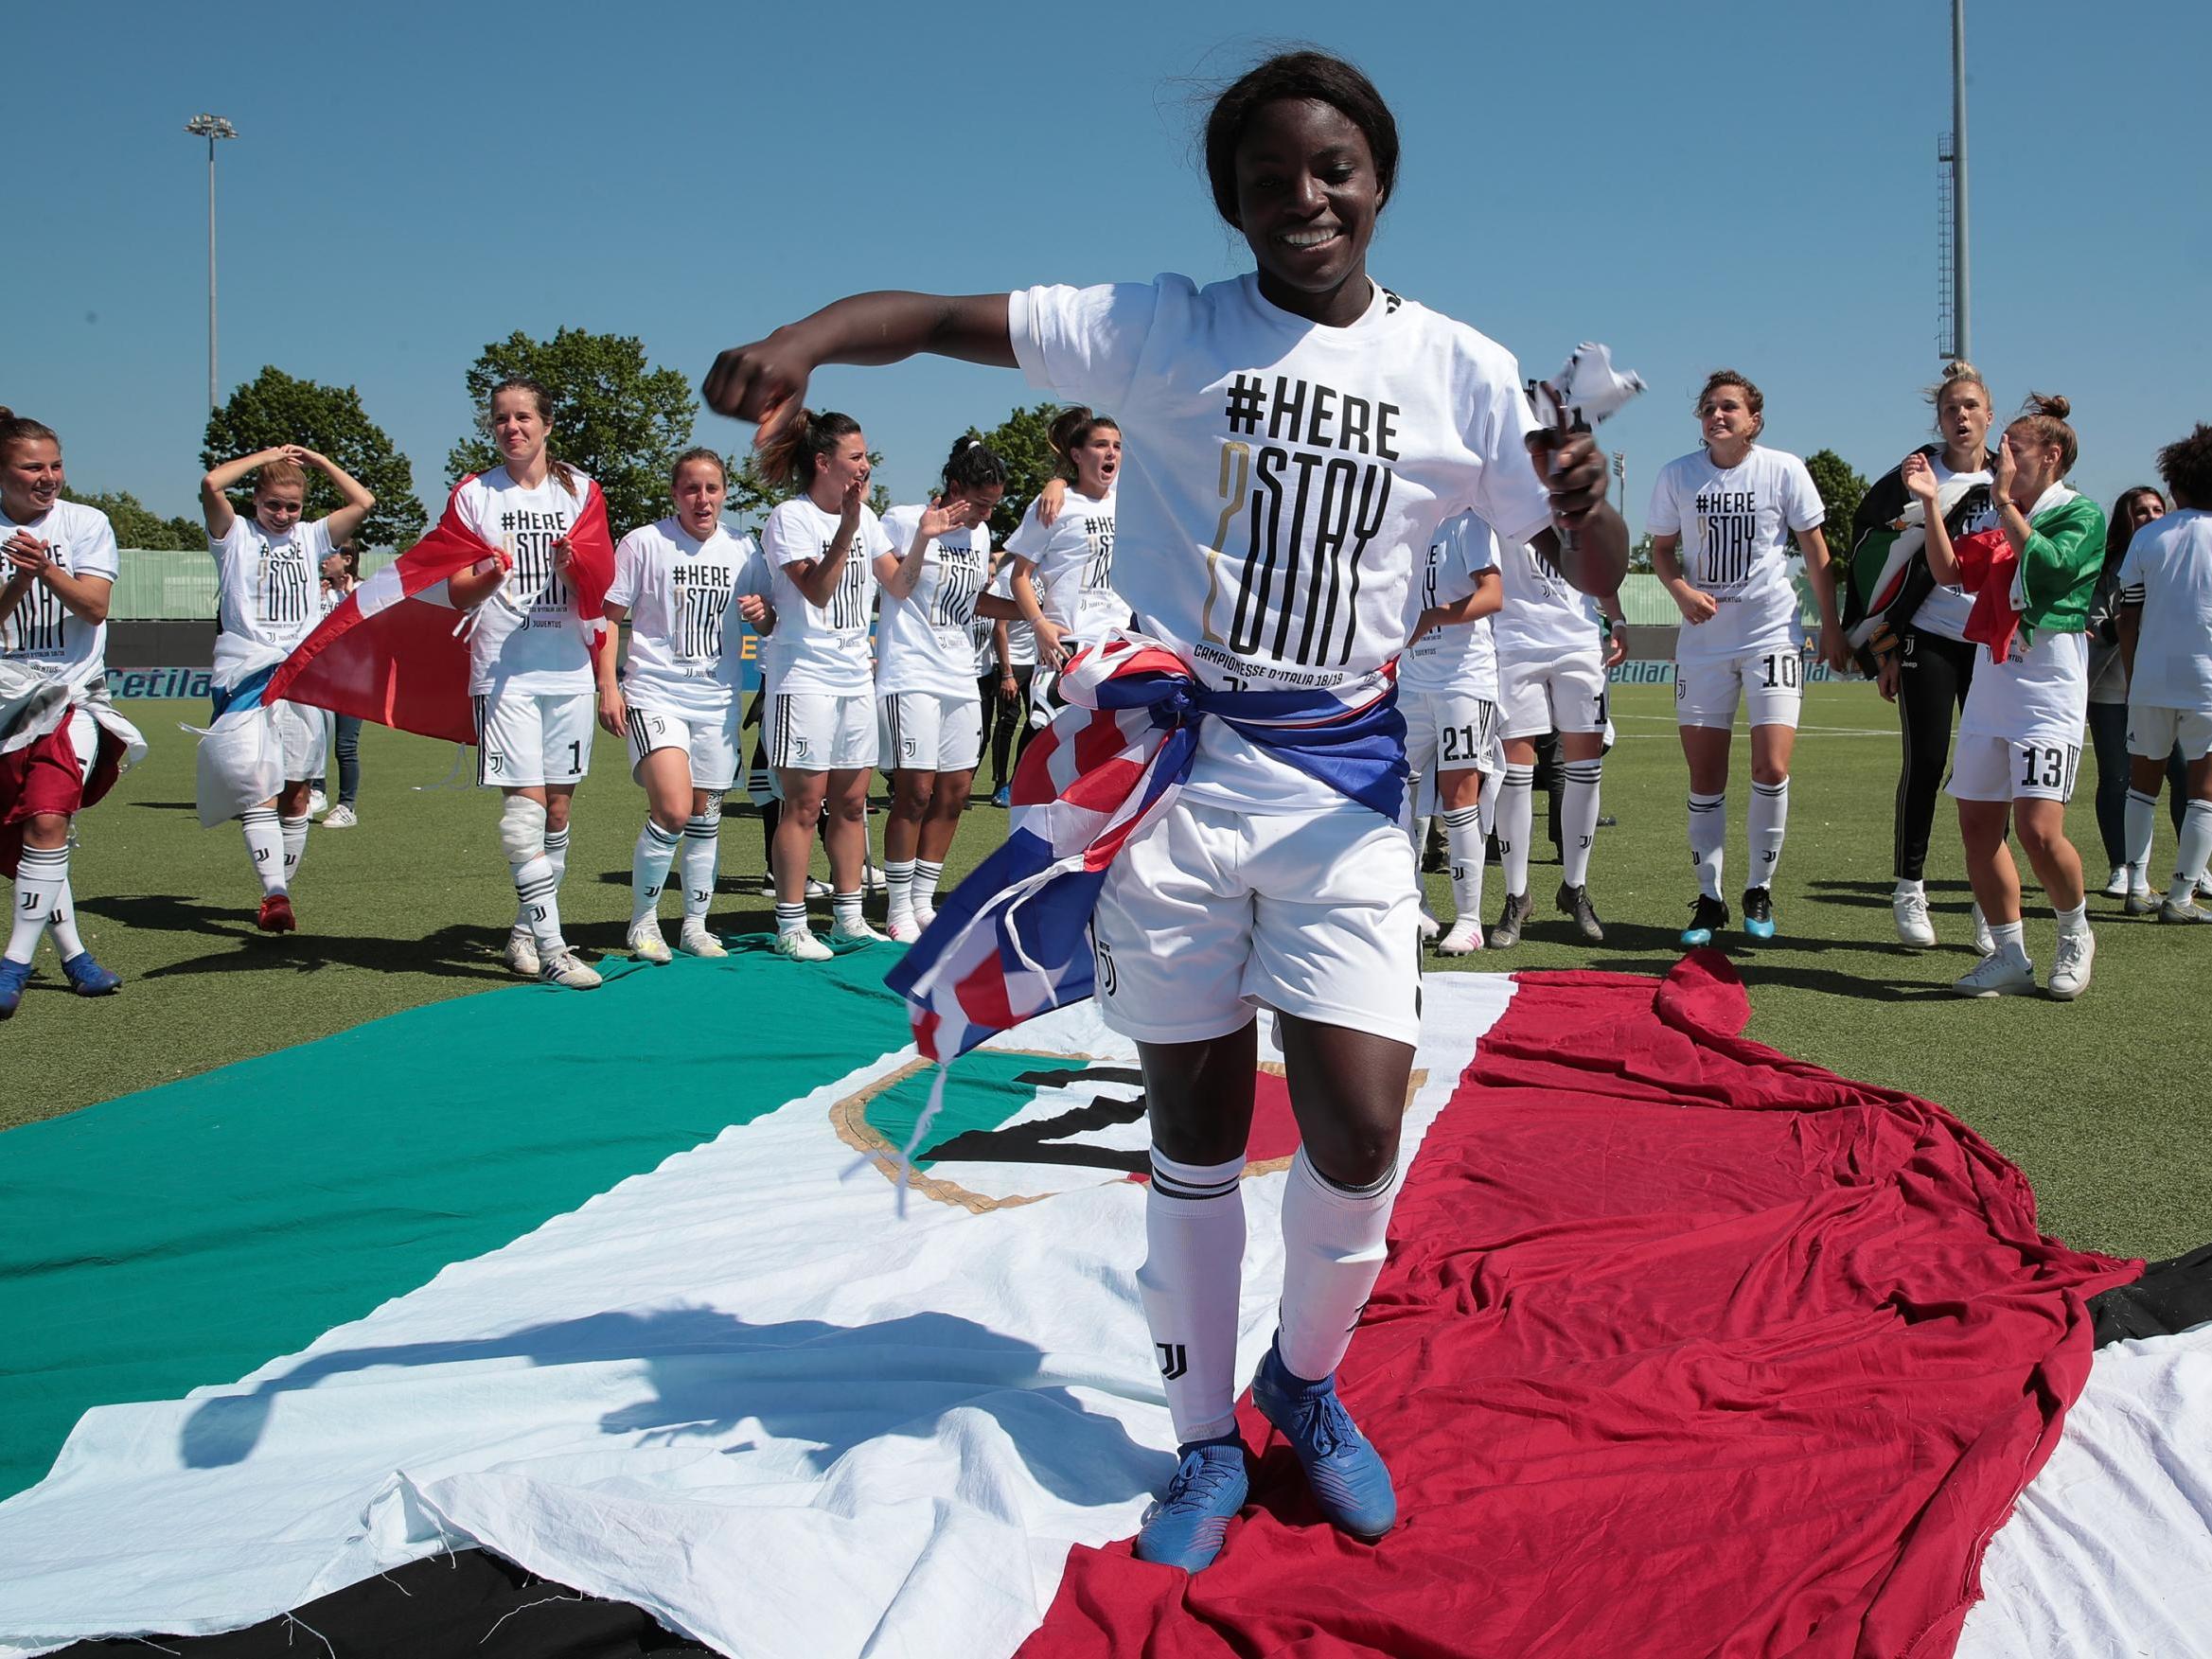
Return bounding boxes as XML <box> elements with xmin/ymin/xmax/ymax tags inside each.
<box><xmin>266</xmin><ymin>478</ymin><xmax>615</xmax><ymax>745</ymax></box>
<box><xmin>1128</xmin><ymin>1072</ymin><xmax>1301</xmax><ymax>1184</ymax></box>
<box><xmin>1019</xmin><ymin>953</ymin><xmax>2137</xmax><ymax>1659</ymax></box>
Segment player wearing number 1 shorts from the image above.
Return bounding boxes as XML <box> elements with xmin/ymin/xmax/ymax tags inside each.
<box><xmin>1649</xmin><ymin>370</ymin><xmax>1842</xmax><ymax>947</ymax></box>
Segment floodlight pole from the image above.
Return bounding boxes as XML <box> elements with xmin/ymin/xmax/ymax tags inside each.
<box><xmin>1951</xmin><ymin>0</ymin><xmax>1970</xmax><ymax>362</ymax></box>
<box><xmin>185</xmin><ymin>114</ymin><xmax>238</xmax><ymax>412</ymax></box>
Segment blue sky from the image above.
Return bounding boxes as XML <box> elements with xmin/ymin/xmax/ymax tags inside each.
<box><xmin>16</xmin><ymin>0</ymin><xmax>2207</xmax><ymax>540</ymax></box>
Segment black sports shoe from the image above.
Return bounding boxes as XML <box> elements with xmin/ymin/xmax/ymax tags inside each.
<box><xmin>1742</xmin><ymin>886</ymin><xmax>1777</xmax><ymax>941</ymax></box>
<box><xmin>1556</xmin><ymin>881</ymin><xmax>1604</xmax><ymax>944</ymax></box>
<box><xmin>1680</xmin><ymin>893</ymin><xmax>1729</xmax><ymax>947</ymax></box>
<box><xmin>1489</xmin><ymin>891</ymin><xmax>1533</xmax><ymax>949</ymax></box>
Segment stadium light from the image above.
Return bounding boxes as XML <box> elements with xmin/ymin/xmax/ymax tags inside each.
<box><xmin>185</xmin><ymin>114</ymin><xmax>239</xmax><ymax>413</ymax></box>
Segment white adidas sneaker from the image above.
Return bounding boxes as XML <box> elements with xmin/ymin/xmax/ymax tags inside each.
<box><xmin>776</xmin><ymin>927</ymin><xmax>834</xmax><ymax>962</ymax></box>
<box><xmin>540</xmin><ymin>949</ymin><xmax>603</xmax><ymax>991</ymax></box>
<box><xmin>829</xmin><ymin>917</ymin><xmax>889</xmax><ymax>946</ymax></box>
<box><xmin>886</xmin><ymin>914</ymin><xmax>922</xmax><ymax>944</ymax></box>
<box><xmin>2046</xmin><ymin>929</ymin><xmax>2095</xmax><ymax>1001</ymax></box>
<box><xmin>627</xmin><ymin>919</ymin><xmax>672</xmax><ymax>964</ymax></box>
<box><xmin>1892</xmin><ymin>890</ymin><xmax>1937</xmax><ymax>949</ymax></box>
<box><xmin>504</xmin><ymin>927</ymin><xmax>541</xmax><ymax>978</ymax></box>
<box><xmin>678</xmin><ymin>923</ymin><xmax>728</xmax><ymax>959</ymax></box>
<box><xmin>1436</xmin><ymin>917</ymin><xmax>1485</xmax><ymax>955</ymax></box>
<box><xmin>1954</xmin><ymin>950</ymin><xmax>2035</xmax><ymax>998</ymax></box>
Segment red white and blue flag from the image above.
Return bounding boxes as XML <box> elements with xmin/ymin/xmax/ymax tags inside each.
<box><xmin>885</xmin><ymin>632</ymin><xmax>1408</xmax><ymax>1065</ymax></box>
<box><xmin>265</xmin><ymin>478</ymin><xmax>614</xmax><ymax>747</ymax></box>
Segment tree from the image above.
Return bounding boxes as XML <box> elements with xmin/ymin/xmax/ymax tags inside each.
<box><xmin>448</xmin><ymin>328</ymin><xmax>697</xmax><ymax>536</ymax></box>
<box><xmin>966</xmin><ymin>401</ymin><xmax>1066</xmax><ymax>544</ymax></box>
<box><xmin>723</xmin><ymin>449</ymin><xmax>891</xmax><ymax>533</ymax></box>
<box><xmin>1802</xmin><ymin>449</ymin><xmax>1868</xmax><ymax>554</ymax></box>
<box><xmin>1627</xmin><ymin>533</ymin><xmax>1656</xmax><ymax>574</ymax></box>
<box><xmin>202</xmin><ymin>366</ymin><xmax>425</xmax><ymax>548</ymax></box>
<box><xmin>62</xmin><ymin>489</ymin><xmax>204</xmax><ymax>551</ymax></box>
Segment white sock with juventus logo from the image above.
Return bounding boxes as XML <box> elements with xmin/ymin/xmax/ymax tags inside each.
<box><xmin>1495</xmin><ymin>764</ymin><xmax>1535</xmax><ymax>898</ymax></box>
<box><xmin>631</xmin><ymin>820</ymin><xmax>681</xmax><ymax>926</ymax></box>
<box><xmin>239</xmin><ymin>808</ymin><xmax>286</xmax><ymax>896</ymax></box>
<box><xmin>279</xmin><ymin>814</ymin><xmax>310</xmax><ymax>890</ymax></box>
<box><xmin>520</xmin><ymin>823</ymin><xmax>572</xmax><ymax>935</ymax></box>
<box><xmin>1443</xmin><ymin>805</ymin><xmax>1484</xmax><ymax>922</ymax></box>
<box><xmin>1139</xmin><ymin>1148</ymin><xmax>1247</xmax><ymax>1445</ymax></box>
<box><xmin>48</xmin><ymin>878</ymin><xmax>86</xmax><ymax>961</ymax></box>
<box><xmin>1276</xmin><ymin>1145</ymin><xmax>1401</xmax><ymax>1384</ymax></box>
<box><xmin>1560</xmin><ymin>759</ymin><xmax>1602</xmax><ymax>888</ymax></box>
<box><xmin>1748</xmin><ymin>777</ymin><xmax>1790</xmax><ymax>887</ymax></box>
<box><xmin>1689</xmin><ymin>791</ymin><xmax>1727</xmax><ymax>899</ymax></box>
<box><xmin>513</xmin><ymin>852</ymin><xmax>563</xmax><ymax>953</ymax></box>
<box><xmin>2170</xmin><ymin>800</ymin><xmax>2212</xmax><ymax>906</ymax></box>
<box><xmin>8</xmin><ymin>844</ymin><xmax>68</xmax><ymax>964</ymax></box>
<box><xmin>681</xmin><ymin>806</ymin><xmax>721</xmax><ymax>926</ymax></box>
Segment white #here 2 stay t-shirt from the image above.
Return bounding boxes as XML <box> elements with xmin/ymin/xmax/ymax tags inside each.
<box><xmin>451</xmin><ymin>466</ymin><xmax>596</xmax><ymax>697</ymax></box>
<box><xmin>606</xmin><ymin>518</ymin><xmax>765</xmax><ymax>717</ymax></box>
<box><xmin>758</xmin><ymin>495</ymin><xmax>893</xmax><ymax>698</ymax></box>
<box><xmin>1009</xmin><ymin>274</ymin><xmax>1553</xmax><ymax>812</ymax></box>
<box><xmin>1401</xmin><ymin>509</ymin><xmax>1499</xmax><ymax>700</ymax></box>
<box><xmin>1645</xmin><ymin>444</ymin><xmax>1824</xmax><ymax>666</ymax></box>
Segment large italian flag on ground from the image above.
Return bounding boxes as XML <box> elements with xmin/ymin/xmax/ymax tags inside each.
<box><xmin>2</xmin><ymin>952</ymin><xmax>2207</xmax><ymax>1658</ymax></box>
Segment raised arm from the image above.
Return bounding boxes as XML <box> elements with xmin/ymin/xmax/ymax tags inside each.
<box><xmin>201</xmin><ymin>445</ymin><xmax>296</xmax><ymax>538</ymax></box>
<box><xmin>703</xmin><ymin>293</ymin><xmax>1016</xmax><ymax>441</ymax></box>
<box><xmin>303</xmin><ymin>450</ymin><xmax>376</xmax><ymax>546</ymax></box>
<box><xmin>1525</xmin><ymin>429</ymin><xmax>1630</xmax><ymax>597</ymax></box>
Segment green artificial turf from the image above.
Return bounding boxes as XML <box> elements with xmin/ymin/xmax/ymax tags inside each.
<box><xmin>5</xmin><ymin>686</ymin><xmax>2205</xmax><ymax>1259</ymax></box>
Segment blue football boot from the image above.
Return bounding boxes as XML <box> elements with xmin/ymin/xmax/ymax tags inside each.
<box><xmin>1133</xmin><ymin>1437</ymin><xmax>1249</xmax><ymax>1572</ymax></box>
<box><xmin>1680</xmin><ymin>892</ymin><xmax>1729</xmax><ymax>948</ymax></box>
<box><xmin>1743</xmin><ymin>886</ymin><xmax>1778</xmax><ymax>942</ymax></box>
<box><xmin>0</xmin><ymin>957</ymin><xmax>31</xmax><ymax>1019</ymax></box>
<box><xmin>61</xmin><ymin>952</ymin><xmax>123</xmax><ymax>996</ymax></box>
<box><xmin>1251</xmin><ymin>1341</ymin><xmax>1397</xmax><ymax>1541</ymax></box>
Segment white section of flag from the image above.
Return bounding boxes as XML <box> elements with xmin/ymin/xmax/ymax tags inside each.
<box><xmin>0</xmin><ymin>983</ymin><xmax>1514</xmax><ymax>1659</ymax></box>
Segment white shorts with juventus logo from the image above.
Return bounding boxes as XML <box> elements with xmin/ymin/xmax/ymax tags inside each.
<box><xmin>1090</xmin><ymin>799</ymin><xmax>1422</xmax><ymax>1049</ymax></box>
<box><xmin>1674</xmin><ymin>644</ymin><xmax>1806</xmax><ymax>731</ymax></box>
<box><xmin>267</xmin><ymin>697</ymin><xmax>328</xmax><ymax>783</ymax></box>
<box><xmin>624</xmin><ymin>698</ymin><xmax>739</xmax><ymax>790</ymax></box>
<box><xmin>1948</xmin><ymin>733</ymin><xmax>2083</xmax><ymax>803</ymax></box>
<box><xmin>767</xmin><ymin>691</ymin><xmax>876</xmax><ymax>773</ymax></box>
<box><xmin>475</xmin><ymin>688</ymin><xmax>593</xmax><ymax>788</ymax></box>
<box><xmin>1497</xmin><ymin>649</ymin><xmax>1608</xmax><ymax>739</ymax></box>
<box><xmin>879</xmin><ymin>691</ymin><xmax>982</xmax><ymax>774</ymax></box>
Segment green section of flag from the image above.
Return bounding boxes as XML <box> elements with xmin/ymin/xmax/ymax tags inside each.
<box><xmin>863</xmin><ymin>1050</ymin><xmax>1062</xmax><ymax>1168</ymax></box>
<box><xmin>0</xmin><ymin>942</ymin><xmax>911</xmax><ymax>1499</ymax></box>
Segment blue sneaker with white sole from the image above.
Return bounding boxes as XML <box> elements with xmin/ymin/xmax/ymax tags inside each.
<box><xmin>61</xmin><ymin>952</ymin><xmax>122</xmax><ymax>996</ymax></box>
<box><xmin>1133</xmin><ymin>1437</ymin><xmax>1248</xmax><ymax>1572</ymax></box>
<box><xmin>1251</xmin><ymin>1340</ymin><xmax>1397</xmax><ymax>1541</ymax></box>
<box><xmin>0</xmin><ymin>956</ymin><xmax>31</xmax><ymax>1019</ymax></box>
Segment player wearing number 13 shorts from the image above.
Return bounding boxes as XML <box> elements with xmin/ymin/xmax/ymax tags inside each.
<box><xmin>1649</xmin><ymin>370</ymin><xmax>1842</xmax><ymax>947</ymax></box>
<box><xmin>702</xmin><ymin>49</ymin><xmax>1628</xmax><ymax>1572</ymax></box>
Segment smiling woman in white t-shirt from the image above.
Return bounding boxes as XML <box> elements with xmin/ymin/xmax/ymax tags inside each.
<box><xmin>197</xmin><ymin>444</ymin><xmax>376</xmax><ymax>933</ymax></box>
<box><xmin>875</xmin><ymin>436</ymin><xmax>1005</xmax><ymax>940</ymax></box>
<box><xmin>1648</xmin><ymin>369</ymin><xmax>1842</xmax><ymax>948</ymax></box>
<box><xmin>444</xmin><ymin>379</ymin><xmax>604</xmax><ymax>991</ymax></box>
<box><xmin>704</xmin><ymin>48</ymin><xmax>1625</xmax><ymax>1572</ymax></box>
<box><xmin>754</xmin><ymin>410</ymin><xmax>895</xmax><ymax>961</ymax></box>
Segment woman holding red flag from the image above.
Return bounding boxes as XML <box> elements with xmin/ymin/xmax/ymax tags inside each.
<box><xmin>446</xmin><ymin>379</ymin><xmax>609</xmax><ymax>990</ymax></box>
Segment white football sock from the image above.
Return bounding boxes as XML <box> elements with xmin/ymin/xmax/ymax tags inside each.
<box><xmin>239</xmin><ymin>807</ymin><xmax>286</xmax><ymax>896</ymax></box>
<box><xmin>7</xmin><ymin>844</ymin><xmax>67</xmax><ymax>965</ymax></box>
<box><xmin>46</xmin><ymin>877</ymin><xmax>86</xmax><ymax>961</ymax></box>
<box><xmin>1478</xmin><ymin>766</ymin><xmax>1502</xmax><ymax>838</ymax></box>
<box><xmin>511</xmin><ymin>852</ymin><xmax>562</xmax><ymax>952</ymax></box>
<box><xmin>279</xmin><ymin>813</ymin><xmax>310</xmax><ymax>889</ymax></box>
<box><xmin>544</xmin><ymin>824</ymin><xmax>571</xmax><ymax>887</ymax></box>
<box><xmin>832</xmin><ymin>891</ymin><xmax>864</xmax><ymax>932</ymax></box>
<box><xmin>1989</xmin><ymin>919</ymin><xmax>2030</xmax><ymax>967</ymax></box>
<box><xmin>1689</xmin><ymin>791</ymin><xmax>1727</xmax><ymax>899</ymax></box>
<box><xmin>1139</xmin><ymin>1149</ymin><xmax>1248</xmax><ymax>1444</ymax></box>
<box><xmin>913</xmin><ymin>858</ymin><xmax>945</xmax><ymax>914</ymax></box>
<box><xmin>2171</xmin><ymin>800</ymin><xmax>2212</xmax><ymax>904</ymax></box>
<box><xmin>631</xmin><ymin>819</ymin><xmax>681</xmax><ymax>926</ymax></box>
<box><xmin>1496</xmin><ymin>764</ymin><xmax>1535</xmax><ymax>898</ymax></box>
<box><xmin>1443</xmin><ymin>805</ymin><xmax>1485</xmax><ymax>924</ymax></box>
<box><xmin>2124</xmin><ymin>789</ymin><xmax>2159</xmax><ymax>880</ymax></box>
<box><xmin>1748</xmin><ymin>777</ymin><xmax>1789</xmax><ymax>888</ymax></box>
<box><xmin>681</xmin><ymin>808</ymin><xmax>721</xmax><ymax>922</ymax></box>
<box><xmin>1560</xmin><ymin>758</ymin><xmax>1601</xmax><ymax>888</ymax></box>
<box><xmin>884</xmin><ymin>858</ymin><xmax>917</xmax><ymax>927</ymax></box>
<box><xmin>774</xmin><ymin>901</ymin><xmax>808</xmax><ymax>938</ymax></box>
<box><xmin>1276</xmin><ymin>1145</ymin><xmax>1401</xmax><ymax>1385</ymax></box>
<box><xmin>2055</xmin><ymin>899</ymin><xmax>2090</xmax><ymax>938</ymax></box>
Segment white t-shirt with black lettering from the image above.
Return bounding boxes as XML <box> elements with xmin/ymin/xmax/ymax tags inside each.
<box><xmin>758</xmin><ymin>495</ymin><xmax>893</xmax><ymax>698</ymax></box>
<box><xmin>1003</xmin><ymin>487</ymin><xmax>1124</xmax><ymax>645</ymax></box>
<box><xmin>210</xmin><ymin>514</ymin><xmax>335</xmax><ymax>689</ymax></box>
<box><xmin>0</xmin><ymin>500</ymin><xmax>117</xmax><ymax>693</ymax></box>
<box><xmin>451</xmin><ymin>466</ymin><xmax>596</xmax><ymax>697</ymax></box>
<box><xmin>876</xmin><ymin>503</ymin><xmax>991</xmax><ymax>700</ymax></box>
<box><xmin>1492</xmin><ymin>537</ymin><xmax>1601</xmax><ymax>661</ymax></box>
<box><xmin>2119</xmin><ymin>508</ymin><xmax>2212</xmax><ymax>711</ymax></box>
<box><xmin>608</xmin><ymin>518</ymin><xmax>764</xmax><ymax>719</ymax></box>
<box><xmin>1401</xmin><ymin>510</ymin><xmax>1498</xmax><ymax>699</ymax></box>
<box><xmin>1010</xmin><ymin>274</ymin><xmax>1554</xmax><ymax>812</ymax></box>
<box><xmin>1646</xmin><ymin>444</ymin><xmax>1824</xmax><ymax>666</ymax></box>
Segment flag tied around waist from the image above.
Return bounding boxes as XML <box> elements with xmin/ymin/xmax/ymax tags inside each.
<box><xmin>885</xmin><ymin>631</ymin><xmax>1408</xmax><ymax>1068</ymax></box>
<box><xmin>265</xmin><ymin>478</ymin><xmax>614</xmax><ymax>745</ymax></box>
